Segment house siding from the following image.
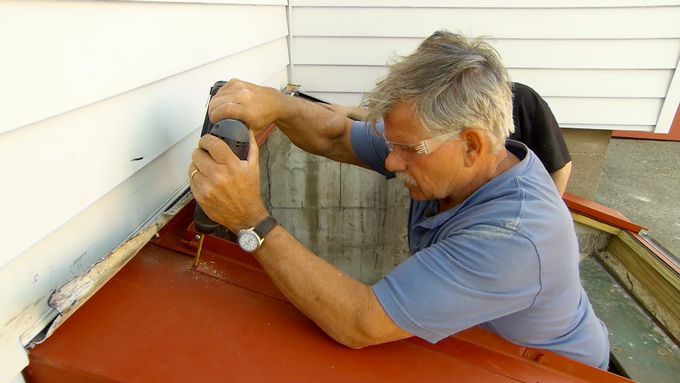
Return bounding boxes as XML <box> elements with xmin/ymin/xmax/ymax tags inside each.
<box><xmin>0</xmin><ymin>1</ymin><xmax>289</xmax><ymax>380</ymax></box>
<box><xmin>289</xmin><ymin>1</ymin><xmax>680</xmax><ymax>133</ymax></box>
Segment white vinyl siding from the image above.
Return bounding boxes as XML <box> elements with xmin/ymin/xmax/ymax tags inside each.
<box><xmin>0</xmin><ymin>1</ymin><xmax>289</xmax><ymax>380</ymax></box>
<box><xmin>1</xmin><ymin>37</ymin><xmax>288</xmax><ymax>267</ymax></box>
<box><xmin>0</xmin><ymin>1</ymin><xmax>287</xmax><ymax>134</ymax></box>
<box><xmin>289</xmin><ymin>2</ymin><xmax>680</xmax><ymax>133</ymax></box>
<box><xmin>291</xmin><ymin>0</ymin><xmax>680</xmax><ymax>6</ymax></box>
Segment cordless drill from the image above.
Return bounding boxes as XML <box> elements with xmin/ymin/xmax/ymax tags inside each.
<box><xmin>192</xmin><ymin>81</ymin><xmax>250</xmax><ymax>267</ymax></box>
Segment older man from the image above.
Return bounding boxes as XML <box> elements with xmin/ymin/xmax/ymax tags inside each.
<box><xmin>189</xmin><ymin>31</ymin><xmax>610</xmax><ymax>369</ymax></box>
<box><xmin>322</xmin><ymin>81</ymin><xmax>573</xmax><ymax>195</ymax></box>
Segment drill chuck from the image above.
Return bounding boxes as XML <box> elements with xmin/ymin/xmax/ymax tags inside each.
<box><xmin>194</xmin><ymin>119</ymin><xmax>250</xmax><ymax>234</ymax></box>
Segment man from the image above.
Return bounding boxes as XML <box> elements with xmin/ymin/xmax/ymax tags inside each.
<box><xmin>321</xmin><ymin>82</ymin><xmax>573</xmax><ymax>195</ymax></box>
<box><xmin>188</xmin><ymin>31</ymin><xmax>609</xmax><ymax>369</ymax></box>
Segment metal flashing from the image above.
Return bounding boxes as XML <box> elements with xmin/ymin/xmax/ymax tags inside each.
<box><xmin>563</xmin><ymin>192</ymin><xmax>646</xmax><ymax>233</ymax></box>
<box><xmin>26</xmin><ymin>201</ymin><xmax>631</xmax><ymax>383</ymax></box>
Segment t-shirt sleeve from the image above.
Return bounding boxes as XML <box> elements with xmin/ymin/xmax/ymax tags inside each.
<box><xmin>350</xmin><ymin>121</ymin><xmax>394</xmax><ymax>178</ymax></box>
<box><xmin>511</xmin><ymin>82</ymin><xmax>572</xmax><ymax>173</ymax></box>
<box><xmin>372</xmin><ymin>226</ymin><xmax>541</xmax><ymax>343</ymax></box>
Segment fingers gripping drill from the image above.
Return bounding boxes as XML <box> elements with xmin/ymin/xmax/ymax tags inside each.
<box><xmin>193</xmin><ymin>82</ymin><xmax>250</xmax><ymax>267</ymax></box>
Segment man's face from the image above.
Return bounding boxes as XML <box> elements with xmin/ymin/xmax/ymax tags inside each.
<box><xmin>383</xmin><ymin>101</ymin><xmax>468</xmax><ymax>202</ymax></box>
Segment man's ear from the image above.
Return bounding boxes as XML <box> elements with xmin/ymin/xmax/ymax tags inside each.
<box><xmin>460</xmin><ymin>128</ymin><xmax>484</xmax><ymax>167</ymax></box>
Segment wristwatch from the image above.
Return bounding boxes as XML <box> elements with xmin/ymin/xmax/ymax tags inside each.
<box><xmin>237</xmin><ymin>216</ymin><xmax>278</xmax><ymax>253</ymax></box>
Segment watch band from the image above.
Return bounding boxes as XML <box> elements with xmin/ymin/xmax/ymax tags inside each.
<box><xmin>253</xmin><ymin>216</ymin><xmax>278</xmax><ymax>240</ymax></box>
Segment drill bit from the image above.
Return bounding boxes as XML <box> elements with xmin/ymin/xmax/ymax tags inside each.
<box><xmin>193</xmin><ymin>233</ymin><xmax>205</xmax><ymax>268</ymax></box>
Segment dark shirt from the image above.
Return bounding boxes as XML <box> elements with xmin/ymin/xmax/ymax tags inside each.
<box><xmin>510</xmin><ymin>82</ymin><xmax>571</xmax><ymax>173</ymax></box>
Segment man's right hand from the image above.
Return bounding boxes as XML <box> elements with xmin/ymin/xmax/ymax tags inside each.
<box><xmin>208</xmin><ymin>79</ymin><xmax>285</xmax><ymax>136</ymax></box>
<box><xmin>209</xmin><ymin>78</ymin><xmax>364</xmax><ymax>168</ymax></box>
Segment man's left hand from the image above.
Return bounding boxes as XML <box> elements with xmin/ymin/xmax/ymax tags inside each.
<box><xmin>189</xmin><ymin>130</ymin><xmax>268</xmax><ymax>232</ymax></box>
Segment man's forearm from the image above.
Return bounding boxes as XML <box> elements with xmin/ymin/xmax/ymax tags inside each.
<box><xmin>251</xmin><ymin>225</ymin><xmax>411</xmax><ymax>348</ymax></box>
<box><xmin>551</xmin><ymin>161</ymin><xmax>572</xmax><ymax>196</ymax></box>
<box><xmin>274</xmin><ymin>96</ymin><xmax>362</xmax><ymax>165</ymax></box>
<box><xmin>208</xmin><ymin>79</ymin><xmax>362</xmax><ymax>166</ymax></box>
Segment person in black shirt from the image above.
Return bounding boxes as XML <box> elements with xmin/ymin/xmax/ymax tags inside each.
<box><xmin>321</xmin><ymin>82</ymin><xmax>572</xmax><ymax>195</ymax></box>
<box><xmin>510</xmin><ymin>82</ymin><xmax>572</xmax><ymax>194</ymax></box>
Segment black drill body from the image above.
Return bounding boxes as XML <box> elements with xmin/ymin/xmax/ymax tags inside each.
<box><xmin>193</xmin><ymin>118</ymin><xmax>250</xmax><ymax>234</ymax></box>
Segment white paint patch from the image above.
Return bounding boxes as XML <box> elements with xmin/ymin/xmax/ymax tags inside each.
<box><xmin>631</xmin><ymin>194</ymin><xmax>651</xmax><ymax>203</ymax></box>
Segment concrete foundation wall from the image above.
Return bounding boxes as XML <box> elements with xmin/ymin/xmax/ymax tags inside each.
<box><xmin>261</xmin><ymin>130</ymin><xmax>410</xmax><ymax>283</ymax></box>
<box><xmin>562</xmin><ymin>128</ymin><xmax>612</xmax><ymax>199</ymax></box>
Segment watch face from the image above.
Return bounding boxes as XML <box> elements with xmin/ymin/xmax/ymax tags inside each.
<box><xmin>238</xmin><ymin>230</ymin><xmax>261</xmax><ymax>252</ymax></box>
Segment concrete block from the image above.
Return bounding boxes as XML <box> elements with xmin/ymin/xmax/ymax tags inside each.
<box><xmin>379</xmin><ymin>204</ymin><xmax>410</xmax><ymax>277</ymax></box>
<box><xmin>387</xmin><ymin>179</ymin><xmax>411</xmax><ymax>208</ymax></box>
<box><xmin>340</xmin><ymin>164</ymin><xmax>388</xmax><ymax>208</ymax></box>
<box><xmin>271</xmin><ymin>208</ymin><xmax>314</xmax><ymax>249</ymax></box>
<box><xmin>560</xmin><ymin>128</ymin><xmax>612</xmax><ymax>199</ymax></box>
<box><xmin>573</xmin><ymin>221</ymin><xmax>612</xmax><ymax>260</ymax></box>
<box><xmin>270</xmin><ymin>205</ymin><xmax>410</xmax><ymax>283</ymax></box>
<box><xmin>567</xmin><ymin>152</ymin><xmax>608</xmax><ymax>199</ymax></box>
<box><xmin>339</xmin><ymin>163</ymin><xmax>410</xmax><ymax>209</ymax></box>
<box><xmin>337</xmin><ymin>208</ymin><xmax>381</xmax><ymax>282</ymax></box>
<box><xmin>271</xmin><ymin>207</ymin><xmax>345</xmax><ymax>265</ymax></box>
<box><xmin>267</xmin><ymin>131</ymin><xmax>341</xmax><ymax>208</ymax></box>
<box><xmin>562</xmin><ymin>128</ymin><xmax>611</xmax><ymax>155</ymax></box>
<box><xmin>339</xmin><ymin>206</ymin><xmax>410</xmax><ymax>283</ymax></box>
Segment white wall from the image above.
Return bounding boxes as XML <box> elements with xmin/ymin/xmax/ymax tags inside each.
<box><xmin>0</xmin><ymin>0</ymin><xmax>289</xmax><ymax>380</ymax></box>
<box><xmin>289</xmin><ymin>0</ymin><xmax>680</xmax><ymax>134</ymax></box>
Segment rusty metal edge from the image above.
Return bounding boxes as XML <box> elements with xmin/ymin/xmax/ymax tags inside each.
<box><xmin>563</xmin><ymin>192</ymin><xmax>646</xmax><ymax>233</ymax></box>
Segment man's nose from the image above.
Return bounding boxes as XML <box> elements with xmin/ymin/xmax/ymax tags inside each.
<box><xmin>385</xmin><ymin>151</ymin><xmax>407</xmax><ymax>173</ymax></box>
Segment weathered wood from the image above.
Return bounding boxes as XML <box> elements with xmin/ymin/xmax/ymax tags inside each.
<box><xmin>43</xmin><ymin>194</ymin><xmax>194</xmax><ymax>342</ymax></box>
<box><xmin>571</xmin><ymin>212</ymin><xmax>622</xmax><ymax>235</ymax></box>
<box><xmin>599</xmin><ymin>231</ymin><xmax>680</xmax><ymax>343</ymax></box>
<box><xmin>580</xmin><ymin>256</ymin><xmax>680</xmax><ymax>383</ymax></box>
<box><xmin>615</xmin><ymin>232</ymin><xmax>680</xmax><ymax>291</ymax></box>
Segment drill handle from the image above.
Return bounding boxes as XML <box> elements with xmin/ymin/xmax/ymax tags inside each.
<box><xmin>193</xmin><ymin>119</ymin><xmax>250</xmax><ymax>235</ymax></box>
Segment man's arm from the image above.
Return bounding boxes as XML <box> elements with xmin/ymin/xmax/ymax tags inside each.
<box><xmin>252</xmin><ymin>225</ymin><xmax>412</xmax><ymax>348</ymax></box>
<box><xmin>318</xmin><ymin>103</ymin><xmax>369</xmax><ymax>121</ymax></box>
<box><xmin>208</xmin><ymin>79</ymin><xmax>364</xmax><ymax>167</ymax></box>
<box><xmin>551</xmin><ymin>161</ymin><xmax>572</xmax><ymax>196</ymax></box>
<box><xmin>190</xmin><ymin>133</ymin><xmax>412</xmax><ymax>348</ymax></box>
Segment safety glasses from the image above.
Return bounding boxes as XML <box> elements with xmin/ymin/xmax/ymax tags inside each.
<box><xmin>383</xmin><ymin>131</ymin><xmax>460</xmax><ymax>164</ymax></box>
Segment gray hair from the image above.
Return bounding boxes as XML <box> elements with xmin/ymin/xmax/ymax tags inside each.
<box><xmin>362</xmin><ymin>31</ymin><xmax>514</xmax><ymax>152</ymax></box>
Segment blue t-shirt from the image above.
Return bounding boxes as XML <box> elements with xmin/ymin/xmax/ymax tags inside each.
<box><xmin>351</xmin><ymin>122</ymin><xmax>610</xmax><ymax>369</ymax></box>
